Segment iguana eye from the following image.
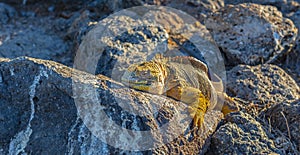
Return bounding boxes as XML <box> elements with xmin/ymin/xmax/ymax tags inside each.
<box><xmin>142</xmin><ymin>71</ymin><xmax>150</xmax><ymax>76</ymax></box>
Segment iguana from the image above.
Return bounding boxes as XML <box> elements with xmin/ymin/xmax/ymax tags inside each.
<box><xmin>121</xmin><ymin>54</ymin><xmax>239</xmax><ymax>127</ymax></box>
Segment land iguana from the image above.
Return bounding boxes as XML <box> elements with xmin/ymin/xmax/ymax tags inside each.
<box><xmin>121</xmin><ymin>54</ymin><xmax>239</xmax><ymax>127</ymax></box>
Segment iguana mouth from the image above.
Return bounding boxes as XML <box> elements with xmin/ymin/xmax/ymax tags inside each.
<box><xmin>121</xmin><ymin>71</ymin><xmax>158</xmax><ymax>86</ymax></box>
<box><xmin>121</xmin><ymin>78</ymin><xmax>154</xmax><ymax>86</ymax></box>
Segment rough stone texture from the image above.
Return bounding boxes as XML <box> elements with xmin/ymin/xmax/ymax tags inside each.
<box><xmin>281</xmin><ymin>45</ymin><xmax>300</xmax><ymax>85</ymax></box>
<box><xmin>282</xmin><ymin>10</ymin><xmax>300</xmax><ymax>85</ymax></box>
<box><xmin>226</xmin><ymin>64</ymin><xmax>300</xmax><ymax>113</ymax></box>
<box><xmin>87</xmin><ymin>0</ymin><xmax>143</xmax><ymax>12</ymax></box>
<box><xmin>76</xmin><ymin>14</ymin><xmax>169</xmax><ymax>81</ymax></box>
<box><xmin>0</xmin><ymin>13</ymin><xmax>73</xmax><ymax>66</ymax></box>
<box><xmin>152</xmin><ymin>110</ymin><xmax>223</xmax><ymax>155</ymax></box>
<box><xmin>224</xmin><ymin>0</ymin><xmax>300</xmax><ymax>14</ymax></box>
<box><xmin>67</xmin><ymin>0</ymin><xmax>226</xmax><ymax>49</ymax></box>
<box><xmin>205</xmin><ymin>3</ymin><xmax>298</xmax><ymax>66</ymax></box>
<box><xmin>0</xmin><ymin>57</ymin><xmax>76</xmax><ymax>154</ymax></box>
<box><xmin>143</xmin><ymin>0</ymin><xmax>225</xmax><ymax>24</ymax></box>
<box><xmin>65</xmin><ymin>0</ymin><xmax>145</xmax><ymax>43</ymax></box>
<box><xmin>75</xmin><ymin>6</ymin><xmax>225</xmax><ymax>83</ymax></box>
<box><xmin>209</xmin><ymin>111</ymin><xmax>282</xmax><ymax>154</ymax></box>
<box><xmin>0</xmin><ymin>57</ymin><xmax>222</xmax><ymax>154</ymax></box>
<box><xmin>263</xmin><ymin>100</ymin><xmax>300</xmax><ymax>152</ymax></box>
<box><xmin>0</xmin><ymin>27</ymin><xmax>67</xmax><ymax>60</ymax></box>
<box><xmin>168</xmin><ymin>0</ymin><xmax>224</xmax><ymax>14</ymax></box>
<box><xmin>0</xmin><ymin>3</ymin><xmax>17</xmax><ymax>24</ymax></box>
<box><xmin>65</xmin><ymin>10</ymin><xmax>97</xmax><ymax>53</ymax></box>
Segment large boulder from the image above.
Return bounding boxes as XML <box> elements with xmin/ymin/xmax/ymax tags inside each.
<box><xmin>0</xmin><ymin>57</ymin><xmax>222</xmax><ymax>154</ymax></box>
<box><xmin>226</xmin><ymin>64</ymin><xmax>299</xmax><ymax>114</ymax></box>
<box><xmin>209</xmin><ymin>111</ymin><xmax>282</xmax><ymax>154</ymax></box>
<box><xmin>205</xmin><ymin>3</ymin><xmax>298</xmax><ymax>66</ymax></box>
<box><xmin>263</xmin><ymin>100</ymin><xmax>300</xmax><ymax>152</ymax></box>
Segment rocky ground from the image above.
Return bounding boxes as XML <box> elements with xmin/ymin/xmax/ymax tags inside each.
<box><xmin>0</xmin><ymin>0</ymin><xmax>299</xmax><ymax>154</ymax></box>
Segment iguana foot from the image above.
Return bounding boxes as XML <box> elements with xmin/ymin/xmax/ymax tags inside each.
<box><xmin>218</xmin><ymin>93</ymin><xmax>239</xmax><ymax>115</ymax></box>
<box><xmin>188</xmin><ymin>106</ymin><xmax>205</xmax><ymax>127</ymax></box>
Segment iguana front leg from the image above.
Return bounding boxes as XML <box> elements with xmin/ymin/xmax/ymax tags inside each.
<box><xmin>166</xmin><ymin>85</ymin><xmax>210</xmax><ymax>127</ymax></box>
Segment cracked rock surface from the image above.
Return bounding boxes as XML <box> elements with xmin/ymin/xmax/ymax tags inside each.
<box><xmin>0</xmin><ymin>57</ymin><xmax>222</xmax><ymax>154</ymax></box>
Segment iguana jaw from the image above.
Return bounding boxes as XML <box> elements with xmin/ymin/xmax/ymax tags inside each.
<box><xmin>121</xmin><ymin>77</ymin><xmax>164</xmax><ymax>94</ymax></box>
<box><xmin>121</xmin><ymin>63</ymin><xmax>165</xmax><ymax>94</ymax></box>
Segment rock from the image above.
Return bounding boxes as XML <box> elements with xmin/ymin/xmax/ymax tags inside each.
<box><xmin>0</xmin><ymin>57</ymin><xmax>76</xmax><ymax>154</ymax></box>
<box><xmin>226</xmin><ymin>64</ymin><xmax>299</xmax><ymax>113</ymax></box>
<box><xmin>143</xmin><ymin>0</ymin><xmax>224</xmax><ymax>13</ymax></box>
<box><xmin>224</xmin><ymin>0</ymin><xmax>300</xmax><ymax>14</ymax></box>
<box><xmin>282</xmin><ymin>10</ymin><xmax>300</xmax><ymax>85</ymax></box>
<box><xmin>281</xmin><ymin>47</ymin><xmax>300</xmax><ymax>85</ymax></box>
<box><xmin>175</xmin><ymin>0</ymin><xmax>224</xmax><ymax>11</ymax></box>
<box><xmin>76</xmin><ymin>14</ymin><xmax>169</xmax><ymax>81</ymax></box>
<box><xmin>75</xmin><ymin>5</ymin><xmax>226</xmax><ymax>83</ymax></box>
<box><xmin>65</xmin><ymin>10</ymin><xmax>97</xmax><ymax>53</ymax></box>
<box><xmin>289</xmin><ymin>10</ymin><xmax>300</xmax><ymax>29</ymax></box>
<box><xmin>0</xmin><ymin>3</ymin><xmax>17</xmax><ymax>24</ymax></box>
<box><xmin>87</xmin><ymin>0</ymin><xmax>143</xmax><ymax>12</ymax></box>
<box><xmin>142</xmin><ymin>0</ymin><xmax>170</xmax><ymax>5</ymax></box>
<box><xmin>263</xmin><ymin>100</ymin><xmax>300</xmax><ymax>152</ymax></box>
<box><xmin>209</xmin><ymin>111</ymin><xmax>282</xmax><ymax>154</ymax></box>
<box><xmin>0</xmin><ymin>15</ymin><xmax>72</xmax><ymax>66</ymax></box>
<box><xmin>0</xmin><ymin>57</ymin><xmax>223</xmax><ymax>154</ymax></box>
<box><xmin>0</xmin><ymin>27</ymin><xmax>67</xmax><ymax>62</ymax></box>
<box><xmin>205</xmin><ymin>3</ymin><xmax>298</xmax><ymax>66</ymax></box>
<box><xmin>152</xmin><ymin>110</ymin><xmax>223</xmax><ymax>154</ymax></box>
<box><xmin>154</xmin><ymin>0</ymin><xmax>225</xmax><ymax>24</ymax></box>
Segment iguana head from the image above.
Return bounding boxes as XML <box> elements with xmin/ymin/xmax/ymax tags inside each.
<box><xmin>121</xmin><ymin>61</ymin><xmax>167</xmax><ymax>94</ymax></box>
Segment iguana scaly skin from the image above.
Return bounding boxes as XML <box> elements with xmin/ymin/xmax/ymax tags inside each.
<box><xmin>121</xmin><ymin>54</ymin><xmax>238</xmax><ymax>127</ymax></box>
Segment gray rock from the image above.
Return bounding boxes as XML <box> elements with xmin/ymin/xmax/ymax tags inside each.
<box><xmin>209</xmin><ymin>111</ymin><xmax>282</xmax><ymax>154</ymax></box>
<box><xmin>65</xmin><ymin>10</ymin><xmax>97</xmax><ymax>53</ymax></box>
<box><xmin>168</xmin><ymin>0</ymin><xmax>224</xmax><ymax>12</ymax></box>
<box><xmin>282</xmin><ymin>47</ymin><xmax>300</xmax><ymax>85</ymax></box>
<box><xmin>224</xmin><ymin>0</ymin><xmax>300</xmax><ymax>14</ymax></box>
<box><xmin>0</xmin><ymin>28</ymin><xmax>67</xmax><ymax>59</ymax></box>
<box><xmin>186</xmin><ymin>0</ymin><xmax>224</xmax><ymax>8</ymax></box>
<box><xmin>282</xmin><ymin>10</ymin><xmax>300</xmax><ymax>85</ymax></box>
<box><xmin>76</xmin><ymin>14</ymin><xmax>169</xmax><ymax>81</ymax></box>
<box><xmin>0</xmin><ymin>57</ymin><xmax>222</xmax><ymax>154</ymax></box>
<box><xmin>87</xmin><ymin>0</ymin><xmax>144</xmax><ymax>12</ymax></box>
<box><xmin>263</xmin><ymin>100</ymin><xmax>300</xmax><ymax>152</ymax></box>
<box><xmin>142</xmin><ymin>0</ymin><xmax>170</xmax><ymax>5</ymax></box>
<box><xmin>158</xmin><ymin>0</ymin><xmax>225</xmax><ymax>24</ymax></box>
<box><xmin>0</xmin><ymin>3</ymin><xmax>17</xmax><ymax>24</ymax></box>
<box><xmin>226</xmin><ymin>64</ymin><xmax>299</xmax><ymax>113</ymax></box>
<box><xmin>289</xmin><ymin>10</ymin><xmax>300</xmax><ymax>29</ymax></box>
<box><xmin>0</xmin><ymin>57</ymin><xmax>76</xmax><ymax>154</ymax></box>
<box><xmin>205</xmin><ymin>3</ymin><xmax>298</xmax><ymax>66</ymax></box>
<box><xmin>0</xmin><ymin>15</ymin><xmax>72</xmax><ymax>66</ymax></box>
<box><xmin>76</xmin><ymin>6</ymin><xmax>226</xmax><ymax>83</ymax></box>
<box><xmin>66</xmin><ymin>0</ymin><xmax>145</xmax><ymax>42</ymax></box>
